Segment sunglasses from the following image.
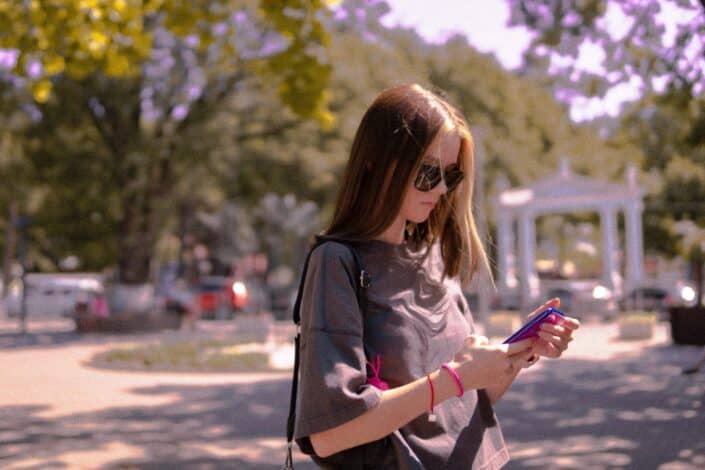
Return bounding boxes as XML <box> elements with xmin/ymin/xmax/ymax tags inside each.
<box><xmin>414</xmin><ymin>163</ymin><xmax>464</xmax><ymax>192</ymax></box>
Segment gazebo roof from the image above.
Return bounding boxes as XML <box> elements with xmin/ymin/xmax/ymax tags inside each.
<box><xmin>496</xmin><ymin>160</ymin><xmax>642</xmax><ymax>212</ymax></box>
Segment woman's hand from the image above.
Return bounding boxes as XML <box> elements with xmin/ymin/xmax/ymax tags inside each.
<box><xmin>527</xmin><ymin>298</ymin><xmax>580</xmax><ymax>359</ymax></box>
<box><xmin>452</xmin><ymin>335</ymin><xmax>535</xmax><ymax>390</ymax></box>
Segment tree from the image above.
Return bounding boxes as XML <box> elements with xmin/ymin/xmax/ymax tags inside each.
<box><xmin>2</xmin><ymin>0</ymin><xmax>645</xmax><ymax>292</ymax></box>
<box><xmin>508</xmin><ymin>0</ymin><xmax>704</xmax><ymax>103</ymax></box>
<box><xmin>1</xmin><ymin>1</ymin><xmax>337</xmax><ymax>284</ymax></box>
<box><xmin>223</xmin><ymin>0</ymin><xmax>642</xmax><ymax>247</ymax></box>
<box><xmin>0</xmin><ymin>78</ymin><xmax>34</xmax><ymax>291</ymax></box>
<box><xmin>509</xmin><ymin>0</ymin><xmax>705</xmax><ymax>291</ymax></box>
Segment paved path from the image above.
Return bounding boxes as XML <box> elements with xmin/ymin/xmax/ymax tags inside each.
<box><xmin>0</xmin><ymin>318</ymin><xmax>703</xmax><ymax>469</ymax></box>
<box><xmin>495</xmin><ymin>320</ymin><xmax>705</xmax><ymax>469</ymax></box>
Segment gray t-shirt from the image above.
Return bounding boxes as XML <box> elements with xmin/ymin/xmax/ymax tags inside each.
<box><xmin>294</xmin><ymin>240</ymin><xmax>509</xmax><ymax>470</ymax></box>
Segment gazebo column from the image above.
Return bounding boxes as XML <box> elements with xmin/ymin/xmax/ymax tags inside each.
<box><xmin>600</xmin><ymin>207</ymin><xmax>620</xmax><ymax>295</ymax></box>
<box><xmin>496</xmin><ymin>210</ymin><xmax>517</xmax><ymax>293</ymax></box>
<box><xmin>624</xmin><ymin>200</ymin><xmax>644</xmax><ymax>292</ymax></box>
<box><xmin>518</xmin><ymin>211</ymin><xmax>539</xmax><ymax>311</ymax></box>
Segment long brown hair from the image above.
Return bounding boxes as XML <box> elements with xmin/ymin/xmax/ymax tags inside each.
<box><xmin>325</xmin><ymin>84</ymin><xmax>490</xmax><ymax>286</ymax></box>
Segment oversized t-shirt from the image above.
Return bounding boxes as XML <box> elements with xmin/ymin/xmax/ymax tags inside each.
<box><xmin>294</xmin><ymin>239</ymin><xmax>509</xmax><ymax>470</ymax></box>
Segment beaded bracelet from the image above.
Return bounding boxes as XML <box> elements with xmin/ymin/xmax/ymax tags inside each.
<box><xmin>440</xmin><ymin>363</ymin><xmax>464</xmax><ymax>398</ymax></box>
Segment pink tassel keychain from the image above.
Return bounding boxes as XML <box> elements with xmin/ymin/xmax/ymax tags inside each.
<box><xmin>366</xmin><ymin>355</ymin><xmax>390</xmax><ymax>390</ymax></box>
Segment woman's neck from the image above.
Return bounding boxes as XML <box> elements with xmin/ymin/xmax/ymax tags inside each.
<box><xmin>375</xmin><ymin>217</ymin><xmax>405</xmax><ymax>245</ymax></box>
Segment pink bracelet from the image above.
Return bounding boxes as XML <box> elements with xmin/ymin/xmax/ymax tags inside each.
<box><xmin>441</xmin><ymin>363</ymin><xmax>464</xmax><ymax>398</ymax></box>
<box><xmin>426</xmin><ymin>374</ymin><xmax>436</xmax><ymax>422</ymax></box>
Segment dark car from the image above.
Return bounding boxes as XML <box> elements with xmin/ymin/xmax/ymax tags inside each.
<box><xmin>163</xmin><ymin>276</ymin><xmax>250</xmax><ymax>320</ymax></box>
<box><xmin>197</xmin><ymin>277</ymin><xmax>230</xmax><ymax>319</ymax></box>
<box><xmin>620</xmin><ymin>287</ymin><xmax>673</xmax><ymax>314</ymax></box>
<box><xmin>546</xmin><ymin>287</ymin><xmax>574</xmax><ymax>313</ymax></box>
<box><xmin>197</xmin><ymin>276</ymin><xmax>252</xmax><ymax>319</ymax></box>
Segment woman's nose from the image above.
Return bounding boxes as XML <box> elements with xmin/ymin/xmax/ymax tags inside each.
<box><xmin>434</xmin><ymin>177</ymin><xmax>448</xmax><ymax>195</ymax></box>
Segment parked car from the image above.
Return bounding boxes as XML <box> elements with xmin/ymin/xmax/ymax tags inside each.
<box><xmin>5</xmin><ymin>273</ymin><xmax>105</xmax><ymax>319</ymax></box>
<box><xmin>163</xmin><ymin>276</ymin><xmax>250</xmax><ymax>320</ymax></box>
<box><xmin>620</xmin><ymin>283</ymin><xmax>699</xmax><ymax>317</ymax></box>
<box><xmin>199</xmin><ymin>276</ymin><xmax>255</xmax><ymax>319</ymax></box>
<box><xmin>546</xmin><ymin>281</ymin><xmax>621</xmax><ymax>318</ymax></box>
<box><xmin>491</xmin><ymin>292</ymin><xmax>521</xmax><ymax>311</ymax></box>
<box><xmin>620</xmin><ymin>287</ymin><xmax>673</xmax><ymax>314</ymax></box>
<box><xmin>545</xmin><ymin>287</ymin><xmax>574</xmax><ymax>313</ymax></box>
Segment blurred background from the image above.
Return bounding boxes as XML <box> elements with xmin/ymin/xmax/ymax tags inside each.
<box><xmin>0</xmin><ymin>0</ymin><xmax>703</xmax><ymax>326</ymax></box>
<box><xmin>0</xmin><ymin>1</ymin><xmax>704</xmax><ymax>468</ymax></box>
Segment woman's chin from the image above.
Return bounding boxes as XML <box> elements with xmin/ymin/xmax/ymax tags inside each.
<box><xmin>408</xmin><ymin>213</ymin><xmax>431</xmax><ymax>224</ymax></box>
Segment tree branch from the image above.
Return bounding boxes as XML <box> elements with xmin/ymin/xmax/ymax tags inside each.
<box><xmin>233</xmin><ymin>120</ymin><xmax>300</xmax><ymax>142</ymax></box>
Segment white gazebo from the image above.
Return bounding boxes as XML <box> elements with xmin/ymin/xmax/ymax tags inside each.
<box><xmin>493</xmin><ymin>159</ymin><xmax>644</xmax><ymax>310</ymax></box>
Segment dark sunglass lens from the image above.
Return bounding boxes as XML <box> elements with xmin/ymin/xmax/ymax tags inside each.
<box><xmin>414</xmin><ymin>164</ymin><xmax>442</xmax><ymax>191</ymax></box>
<box><xmin>445</xmin><ymin>169</ymin><xmax>464</xmax><ymax>192</ymax></box>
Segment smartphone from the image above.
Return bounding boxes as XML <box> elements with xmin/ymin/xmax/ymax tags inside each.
<box><xmin>502</xmin><ymin>307</ymin><xmax>566</xmax><ymax>344</ymax></box>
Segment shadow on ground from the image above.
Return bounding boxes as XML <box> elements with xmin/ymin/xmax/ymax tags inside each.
<box><xmin>0</xmin><ymin>376</ymin><xmax>316</xmax><ymax>469</ymax></box>
<box><xmin>1</xmin><ymin>341</ymin><xmax>704</xmax><ymax>468</ymax></box>
<box><xmin>0</xmin><ymin>328</ymin><xmax>85</xmax><ymax>350</ymax></box>
<box><xmin>496</xmin><ymin>343</ymin><xmax>705</xmax><ymax>469</ymax></box>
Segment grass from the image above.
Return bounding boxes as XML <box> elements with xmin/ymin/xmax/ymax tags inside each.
<box><xmin>90</xmin><ymin>338</ymin><xmax>276</xmax><ymax>373</ymax></box>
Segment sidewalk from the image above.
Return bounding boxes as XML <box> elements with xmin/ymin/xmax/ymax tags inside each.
<box><xmin>0</xmin><ymin>317</ymin><xmax>703</xmax><ymax>469</ymax></box>
<box><xmin>494</xmin><ymin>319</ymin><xmax>705</xmax><ymax>469</ymax></box>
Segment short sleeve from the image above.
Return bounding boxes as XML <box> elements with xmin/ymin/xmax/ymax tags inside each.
<box><xmin>293</xmin><ymin>242</ymin><xmax>382</xmax><ymax>451</ymax></box>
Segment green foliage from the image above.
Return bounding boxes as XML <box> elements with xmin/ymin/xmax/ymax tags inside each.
<box><xmin>259</xmin><ymin>0</ymin><xmax>336</xmax><ymax>124</ymax></box>
<box><xmin>0</xmin><ymin>0</ymin><xmax>334</xmax><ymax>122</ymax></box>
<box><xmin>422</xmin><ymin>34</ymin><xmax>641</xmax><ymax>190</ymax></box>
<box><xmin>508</xmin><ymin>0</ymin><xmax>705</xmax><ymax>99</ymax></box>
<box><xmin>509</xmin><ymin>0</ymin><xmax>705</xmax><ymax>264</ymax></box>
<box><xmin>94</xmin><ymin>337</ymin><xmax>273</xmax><ymax>372</ymax></box>
<box><xmin>1</xmin><ymin>0</ymin><xmax>643</xmax><ymax>286</ymax></box>
<box><xmin>0</xmin><ymin>1</ymin><xmax>338</xmax><ymax>283</ymax></box>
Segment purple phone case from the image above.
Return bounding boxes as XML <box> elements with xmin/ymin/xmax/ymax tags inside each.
<box><xmin>502</xmin><ymin>307</ymin><xmax>565</xmax><ymax>344</ymax></box>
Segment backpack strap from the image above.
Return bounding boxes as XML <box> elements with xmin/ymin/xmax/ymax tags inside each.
<box><xmin>284</xmin><ymin>237</ymin><xmax>370</xmax><ymax>469</ymax></box>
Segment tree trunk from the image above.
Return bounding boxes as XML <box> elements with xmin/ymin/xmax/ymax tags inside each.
<box><xmin>91</xmin><ymin>81</ymin><xmax>173</xmax><ymax>286</ymax></box>
<box><xmin>117</xmin><ymin>209</ymin><xmax>156</xmax><ymax>284</ymax></box>
<box><xmin>116</xmin><ymin>155</ymin><xmax>171</xmax><ymax>284</ymax></box>
<box><xmin>2</xmin><ymin>201</ymin><xmax>18</xmax><ymax>298</ymax></box>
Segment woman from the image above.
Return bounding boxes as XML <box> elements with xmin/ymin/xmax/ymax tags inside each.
<box><xmin>293</xmin><ymin>84</ymin><xmax>579</xmax><ymax>469</ymax></box>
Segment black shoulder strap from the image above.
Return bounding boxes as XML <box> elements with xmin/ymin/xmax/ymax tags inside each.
<box><xmin>284</xmin><ymin>236</ymin><xmax>370</xmax><ymax>469</ymax></box>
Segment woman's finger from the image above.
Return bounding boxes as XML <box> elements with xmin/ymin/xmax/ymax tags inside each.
<box><xmin>537</xmin><ymin>339</ymin><xmax>561</xmax><ymax>357</ymax></box>
<box><xmin>540</xmin><ymin>322</ymin><xmax>572</xmax><ymax>339</ymax></box>
<box><xmin>527</xmin><ymin>297</ymin><xmax>561</xmax><ymax>319</ymax></box>
<box><xmin>559</xmin><ymin>316</ymin><xmax>581</xmax><ymax>331</ymax></box>
<box><xmin>537</xmin><ymin>331</ymin><xmax>568</xmax><ymax>351</ymax></box>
